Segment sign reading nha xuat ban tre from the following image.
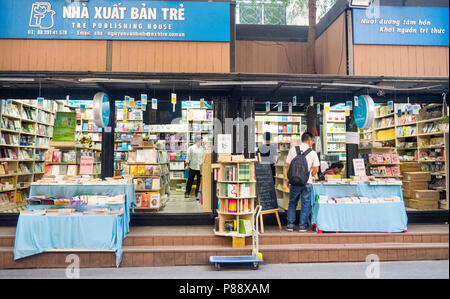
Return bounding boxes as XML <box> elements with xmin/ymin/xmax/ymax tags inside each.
<box><xmin>0</xmin><ymin>0</ymin><xmax>230</xmax><ymax>42</ymax></box>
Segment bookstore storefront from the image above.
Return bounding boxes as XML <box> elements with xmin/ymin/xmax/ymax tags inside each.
<box><xmin>0</xmin><ymin>0</ymin><xmax>449</xmax><ymax>226</ymax></box>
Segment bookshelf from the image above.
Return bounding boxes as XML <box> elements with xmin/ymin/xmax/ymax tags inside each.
<box><xmin>255</xmin><ymin>112</ymin><xmax>305</xmax><ymax>153</ymax></box>
<box><xmin>359</xmin><ymin>103</ymin><xmax>448</xmax><ymax>210</ymax></box>
<box><xmin>125</xmin><ymin>145</ymin><xmax>170</xmax><ymax>211</ymax></box>
<box><xmin>113</xmin><ymin>102</ymin><xmax>148</xmax><ymax>177</ymax></box>
<box><xmin>182</xmin><ymin>105</ymin><xmax>214</xmax><ymax>151</ymax></box>
<box><xmin>416</xmin><ymin>104</ymin><xmax>448</xmax><ymax>210</ymax></box>
<box><xmin>323</xmin><ymin>107</ymin><xmax>347</xmax><ymax>162</ymax></box>
<box><xmin>213</xmin><ymin>159</ymin><xmax>256</xmax><ymax>238</ymax></box>
<box><xmin>0</xmin><ymin>99</ymin><xmax>57</xmax><ymax>212</ymax></box>
<box><xmin>148</xmin><ymin>123</ymin><xmax>189</xmax><ymax>192</ymax></box>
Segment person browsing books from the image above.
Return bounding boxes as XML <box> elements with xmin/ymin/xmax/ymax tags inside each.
<box><xmin>257</xmin><ymin>132</ymin><xmax>278</xmax><ymax>183</ymax></box>
<box><xmin>285</xmin><ymin>132</ymin><xmax>320</xmax><ymax>232</ymax></box>
<box><xmin>185</xmin><ymin>136</ymin><xmax>205</xmax><ymax>199</ymax></box>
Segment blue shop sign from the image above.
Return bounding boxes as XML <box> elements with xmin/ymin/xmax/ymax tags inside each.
<box><xmin>0</xmin><ymin>0</ymin><xmax>230</xmax><ymax>42</ymax></box>
<box><xmin>354</xmin><ymin>95</ymin><xmax>375</xmax><ymax>130</ymax></box>
<box><xmin>353</xmin><ymin>6</ymin><xmax>449</xmax><ymax>46</ymax></box>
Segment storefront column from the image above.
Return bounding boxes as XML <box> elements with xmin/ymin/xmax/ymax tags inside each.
<box><xmin>345</xmin><ymin>109</ymin><xmax>358</xmax><ymax>178</ymax></box>
<box><xmin>101</xmin><ymin>98</ymin><xmax>116</xmax><ymax>179</ymax></box>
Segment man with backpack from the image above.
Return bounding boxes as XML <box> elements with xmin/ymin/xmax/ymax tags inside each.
<box><xmin>285</xmin><ymin>132</ymin><xmax>320</xmax><ymax>232</ymax></box>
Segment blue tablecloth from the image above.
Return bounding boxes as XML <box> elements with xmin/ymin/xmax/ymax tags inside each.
<box><xmin>29</xmin><ymin>184</ymin><xmax>136</xmax><ymax>236</ymax></box>
<box><xmin>311</xmin><ymin>184</ymin><xmax>408</xmax><ymax>233</ymax></box>
<box><xmin>14</xmin><ymin>214</ymin><xmax>124</xmax><ymax>267</ymax></box>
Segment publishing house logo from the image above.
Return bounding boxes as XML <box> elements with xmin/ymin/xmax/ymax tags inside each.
<box><xmin>29</xmin><ymin>2</ymin><xmax>56</xmax><ymax>30</ymax></box>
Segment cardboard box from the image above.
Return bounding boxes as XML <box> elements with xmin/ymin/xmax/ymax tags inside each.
<box><xmin>403</xmin><ymin>172</ymin><xmax>432</xmax><ymax>182</ymax></box>
<box><xmin>232</xmin><ymin>236</ymin><xmax>246</xmax><ymax>248</ymax></box>
<box><xmin>400</xmin><ymin>162</ymin><xmax>421</xmax><ymax>173</ymax></box>
<box><xmin>403</xmin><ymin>181</ymin><xmax>429</xmax><ymax>191</ymax></box>
<box><xmin>414</xmin><ymin>190</ymin><xmax>440</xmax><ymax>201</ymax></box>
<box><xmin>408</xmin><ymin>199</ymin><xmax>439</xmax><ymax>210</ymax></box>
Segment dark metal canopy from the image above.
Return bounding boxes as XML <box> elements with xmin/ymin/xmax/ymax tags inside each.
<box><xmin>0</xmin><ymin>71</ymin><xmax>448</xmax><ymax>104</ymax></box>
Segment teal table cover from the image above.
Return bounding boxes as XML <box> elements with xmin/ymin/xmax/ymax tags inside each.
<box><xmin>311</xmin><ymin>184</ymin><xmax>408</xmax><ymax>233</ymax></box>
<box><xmin>28</xmin><ymin>184</ymin><xmax>136</xmax><ymax>236</ymax></box>
<box><xmin>14</xmin><ymin>214</ymin><xmax>124</xmax><ymax>267</ymax></box>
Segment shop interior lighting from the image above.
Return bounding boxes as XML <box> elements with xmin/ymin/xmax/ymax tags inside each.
<box><xmin>199</xmin><ymin>81</ymin><xmax>279</xmax><ymax>86</ymax></box>
<box><xmin>349</xmin><ymin>0</ymin><xmax>374</xmax><ymax>8</ymax></box>
<box><xmin>78</xmin><ymin>78</ymin><xmax>160</xmax><ymax>84</ymax></box>
<box><xmin>0</xmin><ymin>78</ymin><xmax>35</xmax><ymax>82</ymax></box>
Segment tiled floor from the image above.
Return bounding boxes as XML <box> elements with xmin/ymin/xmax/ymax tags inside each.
<box><xmin>158</xmin><ymin>192</ymin><xmax>204</xmax><ymax>214</ymax></box>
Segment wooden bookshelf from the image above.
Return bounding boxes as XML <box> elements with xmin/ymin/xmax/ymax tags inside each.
<box><xmin>126</xmin><ymin>145</ymin><xmax>170</xmax><ymax>211</ymax></box>
<box><xmin>214</xmin><ymin>159</ymin><xmax>256</xmax><ymax>240</ymax></box>
<box><xmin>0</xmin><ymin>99</ymin><xmax>57</xmax><ymax>211</ymax></box>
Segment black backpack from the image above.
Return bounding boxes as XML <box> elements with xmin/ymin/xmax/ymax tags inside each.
<box><xmin>287</xmin><ymin>146</ymin><xmax>312</xmax><ymax>187</ymax></box>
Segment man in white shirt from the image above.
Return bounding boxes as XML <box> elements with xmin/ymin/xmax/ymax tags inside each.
<box><xmin>285</xmin><ymin>132</ymin><xmax>320</xmax><ymax>232</ymax></box>
<box><xmin>185</xmin><ymin>136</ymin><xmax>205</xmax><ymax>199</ymax></box>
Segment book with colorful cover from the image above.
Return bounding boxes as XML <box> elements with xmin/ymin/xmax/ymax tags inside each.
<box><xmin>137</xmin><ymin>165</ymin><xmax>146</xmax><ymax>176</ymax></box>
<box><xmin>145</xmin><ymin>178</ymin><xmax>152</xmax><ymax>190</ymax></box>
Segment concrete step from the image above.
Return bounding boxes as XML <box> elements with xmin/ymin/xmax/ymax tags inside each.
<box><xmin>123</xmin><ymin>231</ymin><xmax>449</xmax><ymax>246</ymax></box>
<box><xmin>2</xmin><ymin>231</ymin><xmax>448</xmax><ymax>248</ymax></box>
<box><xmin>1</xmin><ymin>242</ymin><xmax>448</xmax><ymax>269</ymax></box>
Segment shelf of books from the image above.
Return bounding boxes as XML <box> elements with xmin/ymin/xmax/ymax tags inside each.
<box><xmin>0</xmin><ymin>99</ymin><xmax>57</xmax><ymax>212</ymax></box>
<box><xmin>255</xmin><ymin>112</ymin><xmax>305</xmax><ymax>152</ymax></box>
<box><xmin>182</xmin><ymin>105</ymin><xmax>214</xmax><ymax>151</ymax></box>
<box><xmin>114</xmin><ymin>104</ymin><xmax>147</xmax><ymax>177</ymax></box>
<box><xmin>148</xmin><ymin>123</ymin><xmax>189</xmax><ymax>192</ymax></box>
<box><xmin>213</xmin><ymin>158</ymin><xmax>256</xmax><ymax>238</ymax></box>
<box><xmin>323</xmin><ymin>106</ymin><xmax>347</xmax><ymax>162</ymax></box>
<box><xmin>124</xmin><ymin>145</ymin><xmax>170</xmax><ymax>211</ymax></box>
<box><xmin>359</xmin><ymin>103</ymin><xmax>448</xmax><ymax>210</ymax></box>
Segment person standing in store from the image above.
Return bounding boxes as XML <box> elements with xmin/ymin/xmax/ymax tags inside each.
<box><xmin>285</xmin><ymin>132</ymin><xmax>320</xmax><ymax>232</ymax></box>
<box><xmin>185</xmin><ymin>136</ymin><xmax>205</xmax><ymax>199</ymax></box>
<box><xmin>257</xmin><ymin>132</ymin><xmax>278</xmax><ymax>183</ymax></box>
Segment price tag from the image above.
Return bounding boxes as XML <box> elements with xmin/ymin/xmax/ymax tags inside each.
<box><xmin>266</xmin><ymin>101</ymin><xmax>270</xmax><ymax>112</ymax></box>
<box><xmin>346</xmin><ymin>100</ymin><xmax>353</xmax><ymax>111</ymax></box>
<box><xmin>288</xmin><ymin>102</ymin><xmax>292</xmax><ymax>114</ymax></box>
<box><xmin>388</xmin><ymin>101</ymin><xmax>394</xmax><ymax>112</ymax></box>
<box><xmin>200</xmin><ymin>98</ymin><xmax>205</xmax><ymax>108</ymax></box>
<box><xmin>141</xmin><ymin>94</ymin><xmax>148</xmax><ymax>105</ymax></box>
<box><xmin>354</xmin><ymin>96</ymin><xmax>358</xmax><ymax>107</ymax></box>
<box><xmin>310</xmin><ymin>96</ymin><xmax>314</xmax><ymax>106</ymax></box>
<box><xmin>171</xmin><ymin>93</ymin><xmax>177</xmax><ymax>112</ymax></box>
<box><xmin>324</xmin><ymin>103</ymin><xmax>330</xmax><ymax>113</ymax></box>
<box><xmin>317</xmin><ymin>104</ymin><xmax>321</xmax><ymax>115</ymax></box>
<box><xmin>277</xmin><ymin>102</ymin><xmax>282</xmax><ymax>112</ymax></box>
<box><xmin>152</xmin><ymin>98</ymin><xmax>158</xmax><ymax>110</ymax></box>
<box><xmin>293</xmin><ymin>96</ymin><xmax>297</xmax><ymax>106</ymax></box>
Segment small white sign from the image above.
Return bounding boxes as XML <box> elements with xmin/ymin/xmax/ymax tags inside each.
<box><xmin>353</xmin><ymin>159</ymin><xmax>367</xmax><ymax>177</ymax></box>
<box><xmin>217</xmin><ymin>134</ymin><xmax>232</xmax><ymax>154</ymax></box>
<box><xmin>152</xmin><ymin>98</ymin><xmax>158</xmax><ymax>110</ymax></box>
<box><xmin>346</xmin><ymin>131</ymin><xmax>360</xmax><ymax>145</ymax></box>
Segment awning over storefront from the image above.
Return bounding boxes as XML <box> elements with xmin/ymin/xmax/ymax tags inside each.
<box><xmin>0</xmin><ymin>71</ymin><xmax>448</xmax><ymax>103</ymax></box>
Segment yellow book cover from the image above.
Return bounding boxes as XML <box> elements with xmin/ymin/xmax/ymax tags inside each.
<box><xmin>137</xmin><ymin>165</ymin><xmax>146</xmax><ymax>176</ymax></box>
<box><xmin>130</xmin><ymin>165</ymin><xmax>138</xmax><ymax>176</ymax></box>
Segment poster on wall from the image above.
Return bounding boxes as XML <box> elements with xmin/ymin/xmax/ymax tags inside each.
<box><xmin>53</xmin><ymin>112</ymin><xmax>76</xmax><ymax>142</ymax></box>
<box><xmin>0</xmin><ymin>0</ymin><xmax>230</xmax><ymax>42</ymax></box>
<box><xmin>352</xmin><ymin>6</ymin><xmax>449</xmax><ymax>46</ymax></box>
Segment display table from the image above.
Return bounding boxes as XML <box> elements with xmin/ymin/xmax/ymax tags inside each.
<box><xmin>28</xmin><ymin>183</ymin><xmax>136</xmax><ymax>236</ymax></box>
<box><xmin>13</xmin><ymin>183</ymin><xmax>136</xmax><ymax>267</ymax></box>
<box><xmin>14</xmin><ymin>214</ymin><xmax>124</xmax><ymax>267</ymax></box>
<box><xmin>311</xmin><ymin>183</ymin><xmax>408</xmax><ymax>233</ymax></box>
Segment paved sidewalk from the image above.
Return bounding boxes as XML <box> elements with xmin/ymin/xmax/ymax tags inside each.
<box><xmin>0</xmin><ymin>260</ymin><xmax>448</xmax><ymax>279</ymax></box>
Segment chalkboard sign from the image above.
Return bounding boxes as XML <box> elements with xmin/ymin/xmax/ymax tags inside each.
<box><xmin>254</xmin><ymin>162</ymin><xmax>278</xmax><ymax>211</ymax></box>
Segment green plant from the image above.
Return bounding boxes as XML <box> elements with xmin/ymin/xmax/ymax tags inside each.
<box><xmin>434</xmin><ymin>115</ymin><xmax>449</xmax><ymax>125</ymax></box>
